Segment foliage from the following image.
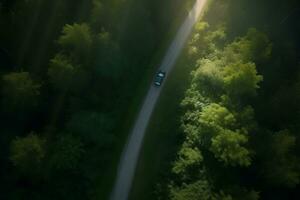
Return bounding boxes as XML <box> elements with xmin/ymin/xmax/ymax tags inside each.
<box><xmin>170</xmin><ymin>180</ymin><xmax>233</xmax><ymax>200</ymax></box>
<box><xmin>10</xmin><ymin>133</ymin><xmax>45</xmax><ymax>175</ymax></box>
<box><xmin>48</xmin><ymin>54</ymin><xmax>78</xmax><ymax>91</ymax></box>
<box><xmin>2</xmin><ymin>71</ymin><xmax>41</xmax><ymax>111</ymax></box>
<box><xmin>49</xmin><ymin>134</ymin><xmax>85</xmax><ymax>171</ymax></box>
<box><xmin>66</xmin><ymin>111</ymin><xmax>115</xmax><ymax>147</ymax></box>
<box><xmin>210</xmin><ymin>129</ymin><xmax>251</xmax><ymax>167</ymax></box>
<box><xmin>172</xmin><ymin>145</ymin><xmax>203</xmax><ymax>175</ymax></box>
<box><xmin>261</xmin><ymin>130</ymin><xmax>300</xmax><ymax>187</ymax></box>
<box><xmin>58</xmin><ymin>23</ymin><xmax>92</xmax><ymax>63</ymax></box>
<box><xmin>168</xmin><ymin>22</ymin><xmax>272</xmax><ymax>200</ymax></box>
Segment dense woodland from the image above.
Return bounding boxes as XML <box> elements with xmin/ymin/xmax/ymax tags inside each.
<box><xmin>0</xmin><ymin>0</ymin><xmax>193</xmax><ymax>199</ymax></box>
<box><xmin>159</xmin><ymin>0</ymin><xmax>300</xmax><ymax>200</ymax></box>
<box><xmin>1</xmin><ymin>0</ymin><xmax>300</xmax><ymax>200</ymax></box>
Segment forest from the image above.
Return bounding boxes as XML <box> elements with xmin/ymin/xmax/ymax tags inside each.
<box><xmin>0</xmin><ymin>0</ymin><xmax>193</xmax><ymax>199</ymax></box>
<box><xmin>0</xmin><ymin>0</ymin><xmax>300</xmax><ymax>200</ymax></box>
<box><xmin>138</xmin><ymin>0</ymin><xmax>300</xmax><ymax>200</ymax></box>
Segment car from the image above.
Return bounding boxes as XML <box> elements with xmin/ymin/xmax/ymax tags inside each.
<box><xmin>154</xmin><ymin>70</ymin><xmax>166</xmax><ymax>86</ymax></box>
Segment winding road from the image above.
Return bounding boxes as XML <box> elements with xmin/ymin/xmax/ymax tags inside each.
<box><xmin>110</xmin><ymin>1</ymin><xmax>207</xmax><ymax>200</ymax></box>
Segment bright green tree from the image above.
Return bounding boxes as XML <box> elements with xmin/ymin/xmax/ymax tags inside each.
<box><xmin>170</xmin><ymin>180</ymin><xmax>233</xmax><ymax>200</ymax></box>
<box><xmin>192</xmin><ymin>58</ymin><xmax>224</xmax><ymax>97</ymax></box>
<box><xmin>210</xmin><ymin>129</ymin><xmax>251</xmax><ymax>167</ymax></box>
<box><xmin>172</xmin><ymin>145</ymin><xmax>203</xmax><ymax>175</ymax></box>
<box><xmin>223</xmin><ymin>61</ymin><xmax>263</xmax><ymax>97</ymax></box>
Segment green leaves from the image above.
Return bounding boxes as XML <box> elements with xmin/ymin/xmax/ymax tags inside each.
<box><xmin>170</xmin><ymin>24</ymin><xmax>271</xmax><ymax>200</ymax></box>
<box><xmin>58</xmin><ymin>23</ymin><xmax>92</xmax><ymax>63</ymax></box>
<box><xmin>210</xmin><ymin>129</ymin><xmax>251</xmax><ymax>167</ymax></box>
<box><xmin>48</xmin><ymin>54</ymin><xmax>77</xmax><ymax>91</ymax></box>
<box><xmin>170</xmin><ymin>180</ymin><xmax>233</xmax><ymax>200</ymax></box>
<box><xmin>66</xmin><ymin>111</ymin><xmax>115</xmax><ymax>148</ymax></box>
<box><xmin>261</xmin><ymin>130</ymin><xmax>300</xmax><ymax>187</ymax></box>
<box><xmin>170</xmin><ymin>180</ymin><xmax>215</xmax><ymax>200</ymax></box>
<box><xmin>2</xmin><ymin>72</ymin><xmax>41</xmax><ymax>111</ymax></box>
<box><xmin>200</xmin><ymin>103</ymin><xmax>236</xmax><ymax>129</ymax></box>
<box><xmin>10</xmin><ymin>133</ymin><xmax>45</xmax><ymax>175</ymax></box>
<box><xmin>223</xmin><ymin>62</ymin><xmax>263</xmax><ymax>97</ymax></box>
<box><xmin>223</xmin><ymin>28</ymin><xmax>272</xmax><ymax>63</ymax></box>
<box><xmin>173</xmin><ymin>146</ymin><xmax>203</xmax><ymax>175</ymax></box>
<box><xmin>50</xmin><ymin>135</ymin><xmax>85</xmax><ymax>171</ymax></box>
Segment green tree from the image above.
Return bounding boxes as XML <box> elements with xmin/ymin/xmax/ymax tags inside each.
<box><xmin>90</xmin><ymin>0</ymin><xmax>104</xmax><ymax>30</ymax></box>
<box><xmin>223</xmin><ymin>28</ymin><xmax>272</xmax><ymax>63</ymax></box>
<box><xmin>170</xmin><ymin>180</ymin><xmax>215</xmax><ymax>200</ymax></box>
<box><xmin>172</xmin><ymin>145</ymin><xmax>203</xmax><ymax>175</ymax></box>
<box><xmin>58</xmin><ymin>23</ymin><xmax>92</xmax><ymax>63</ymax></box>
<box><xmin>49</xmin><ymin>134</ymin><xmax>85</xmax><ymax>171</ymax></box>
<box><xmin>92</xmin><ymin>30</ymin><xmax>122</xmax><ymax>80</ymax></box>
<box><xmin>66</xmin><ymin>111</ymin><xmax>115</xmax><ymax>147</ymax></box>
<box><xmin>48</xmin><ymin>54</ymin><xmax>77</xmax><ymax>91</ymax></box>
<box><xmin>170</xmin><ymin>180</ymin><xmax>232</xmax><ymax>200</ymax></box>
<box><xmin>262</xmin><ymin>130</ymin><xmax>300</xmax><ymax>187</ymax></box>
<box><xmin>200</xmin><ymin>103</ymin><xmax>236</xmax><ymax>129</ymax></box>
<box><xmin>188</xmin><ymin>22</ymin><xmax>226</xmax><ymax>59</ymax></box>
<box><xmin>192</xmin><ymin>58</ymin><xmax>224</xmax><ymax>97</ymax></box>
<box><xmin>2</xmin><ymin>71</ymin><xmax>41</xmax><ymax>111</ymax></box>
<box><xmin>10</xmin><ymin>133</ymin><xmax>46</xmax><ymax>175</ymax></box>
<box><xmin>223</xmin><ymin>61</ymin><xmax>263</xmax><ymax>97</ymax></box>
<box><xmin>182</xmin><ymin>103</ymin><xmax>238</xmax><ymax>149</ymax></box>
<box><xmin>210</xmin><ymin>129</ymin><xmax>251</xmax><ymax>167</ymax></box>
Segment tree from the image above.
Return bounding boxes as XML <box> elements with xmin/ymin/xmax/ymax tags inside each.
<box><xmin>170</xmin><ymin>180</ymin><xmax>215</xmax><ymax>200</ymax></box>
<box><xmin>261</xmin><ymin>130</ymin><xmax>300</xmax><ymax>187</ymax></box>
<box><xmin>200</xmin><ymin>103</ymin><xmax>236</xmax><ymax>129</ymax></box>
<box><xmin>92</xmin><ymin>31</ymin><xmax>122</xmax><ymax>80</ymax></box>
<box><xmin>10</xmin><ymin>133</ymin><xmax>46</xmax><ymax>175</ymax></box>
<box><xmin>223</xmin><ymin>61</ymin><xmax>263</xmax><ymax>98</ymax></box>
<box><xmin>172</xmin><ymin>145</ymin><xmax>203</xmax><ymax>176</ymax></box>
<box><xmin>47</xmin><ymin>54</ymin><xmax>77</xmax><ymax>91</ymax></box>
<box><xmin>192</xmin><ymin>58</ymin><xmax>224</xmax><ymax>97</ymax></box>
<box><xmin>2</xmin><ymin>71</ymin><xmax>41</xmax><ymax>111</ymax></box>
<box><xmin>210</xmin><ymin>129</ymin><xmax>251</xmax><ymax>167</ymax></box>
<box><xmin>49</xmin><ymin>134</ymin><xmax>85</xmax><ymax>171</ymax></box>
<box><xmin>170</xmin><ymin>180</ymin><xmax>233</xmax><ymax>200</ymax></box>
<box><xmin>90</xmin><ymin>0</ymin><xmax>104</xmax><ymax>31</ymax></box>
<box><xmin>58</xmin><ymin>23</ymin><xmax>92</xmax><ymax>64</ymax></box>
<box><xmin>188</xmin><ymin>22</ymin><xmax>226</xmax><ymax>59</ymax></box>
<box><xmin>66</xmin><ymin>111</ymin><xmax>115</xmax><ymax>148</ymax></box>
<box><xmin>223</xmin><ymin>28</ymin><xmax>272</xmax><ymax>63</ymax></box>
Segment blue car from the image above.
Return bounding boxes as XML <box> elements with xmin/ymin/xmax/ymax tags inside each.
<box><xmin>154</xmin><ymin>70</ymin><xmax>166</xmax><ymax>86</ymax></box>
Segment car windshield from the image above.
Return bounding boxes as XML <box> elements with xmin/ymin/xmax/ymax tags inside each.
<box><xmin>158</xmin><ymin>73</ymin><xmax>164</xmax><ymax>77</ymax></box>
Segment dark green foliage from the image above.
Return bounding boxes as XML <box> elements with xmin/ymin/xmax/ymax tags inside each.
<box><xmin>259</xmin><ymin>130</ymin><xmax>300</xmax><ymax>188</ymax></box>
<box><xmin>66</xmin><ymin>111</ymin><xmax>115</xmax><ymax>147</ymax></box>
<box><xmin>10</xmin><ymin>133</ymin><xmax>45</xmax><ymax>176</ymax></box>
<box><xmin>0</xmin><ymin>0</ymin><xmax>193</xmax><ymax>199</ymax></box>
<box><xmin>48</xmin><ymin>54</ymin><xmax>78</xmax><ymax>91</ymax></box>
<box><xmin>58</xmin><ymin>23</ymin><xmax>92</xmax><ymax>64</ymax></box>
<box><xmin>49</xmin><ymin>134</ymin><xmax>85</xmax><ymax>171</ymax></box>
<box><xmin>2</xmin><ymin>71</ymin><xmax>41</xmax><ymax>111</ymax></box>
